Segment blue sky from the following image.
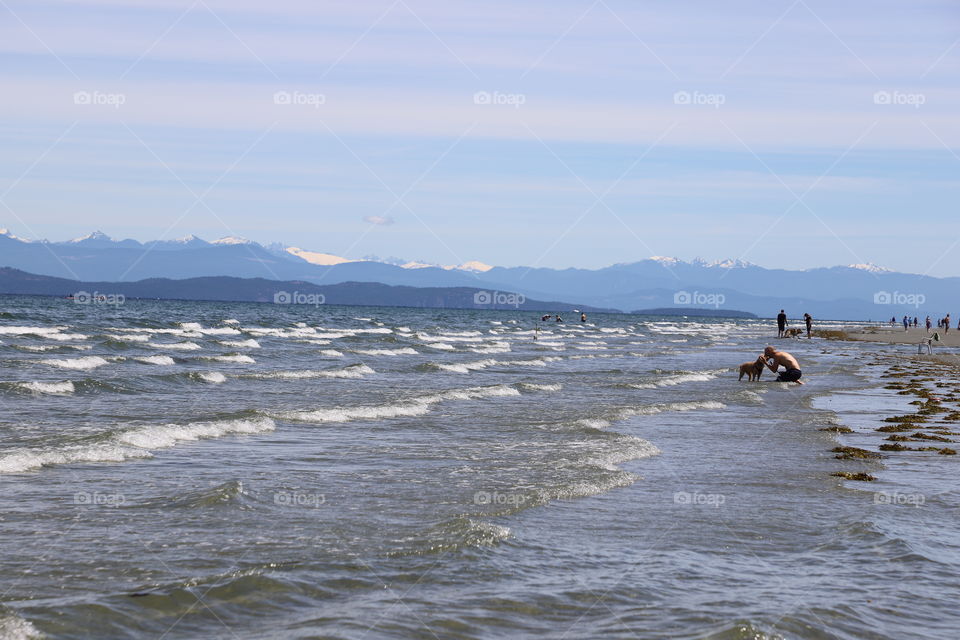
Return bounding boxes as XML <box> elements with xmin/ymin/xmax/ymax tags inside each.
<box><xmin>0</xmin><ymin>0</ymin><xmax>958</xmax><ymax>272</ymax></box>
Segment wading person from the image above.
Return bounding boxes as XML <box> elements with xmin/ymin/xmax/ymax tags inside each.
<box><xmin>761</xmin><ymin>345</ymin><xmax>804</xmax><ymax>385</ymax></box>
<box><xmin>777</xmin><ymin>310</ymin><xmax>787</xmax><ymax>338</ymax></box>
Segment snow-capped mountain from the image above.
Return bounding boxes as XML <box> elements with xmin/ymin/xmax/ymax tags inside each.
<box><xmin>2</xmin><ymin>224</ymin><xmax>956</xmax><ymax>320</ymax></box>
<box><xmin>211</xmin><ymin>236</ymin><xmax>253</xmax><ymax>246</ymax></box>
<box><xmin>0</xmin><ymin>228</ymin><xmax>33</xmax><ymax>243</ymax></box>
<box><xmin>145</xmin><ymin>235</ymin><xmax>211</xmax><ymax>250</ymax></box>
<box><xmin>846</xmin><ymin>263</ymin><xmax>893</xmax><ymax>273</ymax></box>
<box><xmin>286</xmin><ymin>247</ymin><xmax>353</xmax><ymax>266</ymax></box>
<box><xmin>62</xmin><ymin>230</ymin><xmax>142</xmax><ymax>249</ymax></box>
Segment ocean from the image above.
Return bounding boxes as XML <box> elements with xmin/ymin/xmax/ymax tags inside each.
<box><xmin>1</xmin><ymin>295</ymin><xmax>958</xmax><ymax>639</ymax></box>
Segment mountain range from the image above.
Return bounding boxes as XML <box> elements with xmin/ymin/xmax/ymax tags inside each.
<box><xmin>0</xmin><ymin>228</ymin><xmax>952</xmax><ymax>319</ymax></box>
<box><xmin>0</xmin><ymin>268</ymin><xmax>615</xmax><ymax>313</ymax></box>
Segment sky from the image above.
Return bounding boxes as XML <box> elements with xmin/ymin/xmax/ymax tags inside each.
<box><xmin>0</xmin><ymin>0</ymin><xmax>958</xmax><ymax>273</ymax></box>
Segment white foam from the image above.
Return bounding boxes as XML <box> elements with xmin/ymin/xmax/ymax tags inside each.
<box><xmin>621</xmin><ymin>400</ymin><xmax>726</xmax><ymax>418</ymax></box>
<box><xmin>118</xmin><ymin>417</ymin><xmax>275</xmax><ymax>449</ymax></box>
<box><xmin>206</xmin><ymin>354</ymin><xmax>255</xmax><ymax>363</ymax></box>
<box><xmin>517</xmin><ymin>382</ymin><xmax>562</xmax><ymax>392</ymax></box>
<box><xmin>351</xmin><ymin>348</ymin><xmax>418</xmax><ymax>356</ymax></box>
<box><xmin>218</xmin><ymin>339</ymin><xmax>261</xmax><ymax>349</ymax></box>
<box><xmin>252</xmin><ymin>364</ymin><xmax>375</xmax><ymax>380</ymax></box>
<box><xmin>0</xmin><ymin>326</ymin><xmax>64</xmax><ymax>337</ymax></box>
<box><xmin>416</xmin><ymin>333</ymin><xmax>484</xmax><ymax>343</ymax></box>
<box><xmin>276</xmin><ymin>385</ymin><xmax>520</xmax><ymax>424</ymax></box>
<box><xmin>576</xmin><ymin>418</ymin><xmax>611</xmax><ymax>430</ymax></box>
<box><xmin>628</xmin><ymin>370</ymin><xmax>725</xmax><ymax>389</ymax></box>
<box><xmin>43</xmin><ymin>332</ymin><xmax>89</xmax><ymax>341</ymax></box>
<box><xmin>149</xmin><ymin>341</ymin><xmax>202</xmax><ymax>351</ymax></box>
<box><xmin>424</xmin><ymin>342</ymin><xmax>456</xmax><ymax>351</ymax></box>
<box><xmin>0</xmin><ymin>417</ymin><xmax>275</xmax><ymax>474</ymax></box>
<box><xmin>108</xmin><ymin>333</ymin><xmax>149</xmax><ymax>342</ymax></box>
<box><xmin>437</xmin><ymin>359</ymin><xmax>499</xmax><ymax>373</ymax></box>
<box><xmin>44</xmin><ymin>356</ymin><xmax>109</xmax><ymax>370</ymax></box>
<box><xmin>198</xmin><ymin>372</ymin><xmax>227</xmax><ymax>384</ymax></box>
<box><xmin>223</xmin><ymin>319</ymin><xmax>240</xmax><ymax>325</ymax></box>
<box><xmin>469</xmin><ymin>341</ymin><xmax>511</xmax><ymax>354</ymax></box>
<box><xmin>320</xmin><ymin>350</ymin><xmax>343</xmax><ymax>357</ymax></box>
<box><xmin>0</xmin><ymin>613</ymin><xmax>43</xmax><ymax>640</ymax></box>
<box><xmin>178</xmin><ymin>322</ymin><xmax>203</xmax><ymax>330</ymax></box>
<box><xmin>436</xmin><ymin>357</ymin><xmax>551</xmax><ymax>374</ymax></box>
<box><xmin>18</xmin><ymin>381</ymin><xmax>75</xmax><ymax>395</ymax></box>
<box><xmin>200</xmin><ymin>327</ymin><xmax>241</xmax><ymax>336</ymax></box>
<box><xmin>135</xmin><ymin>355</ymin><xmax>175</xmax><ymax>366</ymax></box>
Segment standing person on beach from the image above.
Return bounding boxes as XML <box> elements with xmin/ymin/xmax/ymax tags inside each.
<box><xmin>777</xmin><ymin>310</ymin><xmax>787</xmax><ymax>338</ymax></box>
<box><xmin>761</xmin><ymin>346</ymin><xmax>804</xmax><ymax>384</ymax></box>
<box><xmin>926</xmin><ymin>316</ymin><xmax>932</xmax><ymax>333</ymax></box>
<box><xmin>903</xmin><ymin>316</ymin><xmax>909</xmax><ymax>331</ymax></box>
<box><xmin>946</xmin><ymin>314</ymin><xmax>951</xmax><ymax>333</ymax></box>
<box><xmin>803</xmin><ymin>313</ymin><xmax>813</xmax><ymax>338</ymax></box>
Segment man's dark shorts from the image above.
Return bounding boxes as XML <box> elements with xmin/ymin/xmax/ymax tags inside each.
<box><xmin>777</xmin><ymin>368</ymin><xmax>802</xmax><ymax>382</ymax></box>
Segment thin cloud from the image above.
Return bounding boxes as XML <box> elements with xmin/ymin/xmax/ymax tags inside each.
<box><xmin>363</xmin><ymin>215</ymin><xmax>394</xmax><ymax>226</ymax></box>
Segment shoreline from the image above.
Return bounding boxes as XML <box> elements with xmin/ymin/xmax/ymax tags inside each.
<box><xmin>830</xmin><ymin>325</ymin><xmax>960</xmax><ymax>349</ymax></box>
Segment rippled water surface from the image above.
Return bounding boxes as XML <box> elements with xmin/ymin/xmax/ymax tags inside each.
<box><xmin>1</xmin><ymin>296</ymin><xmax>958</xmax><ymax>639</ymax></box>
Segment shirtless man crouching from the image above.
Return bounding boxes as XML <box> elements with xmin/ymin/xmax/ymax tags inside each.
<box><xmin>762</xmin><ymin>345</ymin><xmax>804</xmax><ymax>385</ymax></box>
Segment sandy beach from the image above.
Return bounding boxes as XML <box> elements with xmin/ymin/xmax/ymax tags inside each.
<box><xmin>840</xmin><ymin>325</ymin><xmax>960</xmax><ymax>350</ymax></box>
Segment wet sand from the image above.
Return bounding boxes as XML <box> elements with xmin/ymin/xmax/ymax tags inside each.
<box><xmin>843</xmin><ymin>325</ymin><xmax>960</xmax><ymax>349</ymax></box>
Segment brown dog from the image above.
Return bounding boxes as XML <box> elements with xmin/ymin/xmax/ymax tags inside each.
<box><xmin>784</xmin><ymin>328</ymin><xmax>804</xmax><ymax>338</ymax></box>
<box><xmin>738</xmin><ymin>356</ymin><xmax>765</xmax><ymax>381</ymax></box>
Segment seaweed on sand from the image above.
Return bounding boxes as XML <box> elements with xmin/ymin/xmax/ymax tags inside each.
<box><xmin>832</xmin><ymin>471</ymin><xmax>876</xmax><ymax>481</ymax></box>
<box><xmin>911</xmin><ymin>432</ymin><xmax>953</xmax><ymax>442</ymax></box>
<box><xmin>879</xmin><ymin>443</ymin><xmax>913</xmax><ymax>452</ymax></box>
<box><xmin>833</xmin><ymin>446</ymin><xmax>881</xmax><ymax>460</ymax></box>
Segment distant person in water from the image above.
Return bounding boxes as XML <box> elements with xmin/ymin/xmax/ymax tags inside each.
<box><xmin>762</xmin><ymin>346</ymin><xmax>803</xmax><ymax>384</ymax></box>
<box><xmin>803</xmin><ymin>313</ymin><xmax>812</xmax><ymax>338</ymax></box>
<box><xmin>541</xmin><ymin>314</ymin><xmax>551</xmax><ymax>322</ymax></box>
<box><xmin>555</xmin><ymin>315</ymin><xmax>563</xmax><ymax>323</ymax></box>
<box><xmin>581</xmin><ymin>312</ymin><xmax>587</xmax><ymax>322</ymax></box>
<box><xmin>777</xmin><ymin>310</ymin><xmax>787</xmax><ymax>338</ymax></box>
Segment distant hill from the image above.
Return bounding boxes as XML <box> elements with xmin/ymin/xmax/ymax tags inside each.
<box><xmin>0</xmin><ymin>268</ymin><xmax>614</xmax><ymax>313</ymax></box>
<box><xmin>632</xmin><ymin>307</ymin><xmax>757</xmax><ymax>319</ymax></box>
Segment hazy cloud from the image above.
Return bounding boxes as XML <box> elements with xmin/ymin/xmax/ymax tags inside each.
<box><xmin>364</xmin><ymin>216</ymin><xmax>394</xmax><ymax>226</ymax></box>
